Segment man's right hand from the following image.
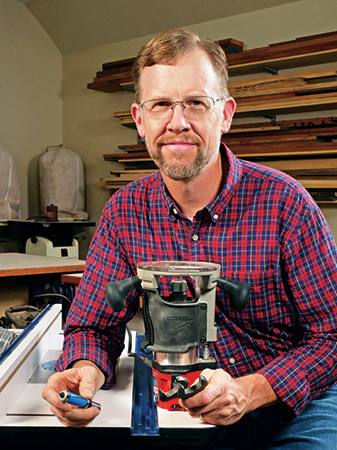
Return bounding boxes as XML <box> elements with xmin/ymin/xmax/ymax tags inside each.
<box><xmin>42</xmin><ymin>360</ymin><xmax>105</xmax><ymax>427</ymax></box>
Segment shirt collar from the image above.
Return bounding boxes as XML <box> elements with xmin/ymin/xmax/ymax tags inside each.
<box><xmin>206</xmin><ymin>143</ymin><xmax>243</xmax><ymax>221</ymax></box>
<box><xmin>160</xmin><ymin>143</ymin><xmax>243</xmax><ymax>222</ymax></box>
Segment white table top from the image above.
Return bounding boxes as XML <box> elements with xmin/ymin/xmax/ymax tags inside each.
<box><xmin>2</xmin><ymin>332</ymin><xmax>209</xmax><ymax>430</ymax></box>
<box><xmin>0</xmin><ymin>252</ymin><xmax>86</xmax><ymax>277</ymax></box>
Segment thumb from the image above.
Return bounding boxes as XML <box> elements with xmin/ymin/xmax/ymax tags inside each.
<box><xmin>76</xmin><ymin>365</ymin><xmax>101</xmax><ymax>399</ymax></box>
<box><xmin>80</xmin><ymin>385</ymin><xmax>94</xmax><ymax>399</ymax></box>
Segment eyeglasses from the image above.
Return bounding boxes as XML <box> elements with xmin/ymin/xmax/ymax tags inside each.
<box><xmin>139</xmin><ymin>96</ymin><xmax>223</xmax><ymax>120</ymax></box>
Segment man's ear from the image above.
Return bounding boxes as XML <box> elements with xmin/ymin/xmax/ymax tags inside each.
<box><xmin>221</xmin><ymin>97</ymin><xmax>236</xmax><ymax>135</ymax></box>
<box><xmin>131</xmin><ymin>103</ymin><xmax>145</xmax><ymax>138</ymax></box>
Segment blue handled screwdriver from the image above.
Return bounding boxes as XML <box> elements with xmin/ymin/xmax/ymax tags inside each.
<box><xmin>58</xmin><ymin>389</ymin><xmax>101</xmax><ymax>410</ymax></box>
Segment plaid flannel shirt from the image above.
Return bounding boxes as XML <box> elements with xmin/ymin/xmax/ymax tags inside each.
<box><xmin>56</xmin><ymin>145</ymin><xmax>337</xmax><ymax>416</ymax></box>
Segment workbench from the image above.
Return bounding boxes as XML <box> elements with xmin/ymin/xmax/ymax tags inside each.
<box><xmin>0</xmin><ymin>252</ymin><xmax>86</xmax><ymax>316</ymax></box>
<box><xmin>0</xmin><ymin>305</ymin><xmax>222</xmax><ymax>448</ymax></box>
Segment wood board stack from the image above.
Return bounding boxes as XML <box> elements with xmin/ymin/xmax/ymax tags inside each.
<box><xmin>99</xmin><ymin>116</ymin><xmax>337</xmax><ymax>198</ymax></box>
<box><xmin>232</xmin><ymin>67</ymin><xmax>337</xmax><ymax>116</ymax></box>
<box><xmin>112</xmin><ymin>65</ymin><xmax>337</xmax><ymax>124</ymax></box>
<box><xmin>87</xmin><ymin>38</ymin><xmax>244</xmax><ymax>93</ymax></box>
<box><xmin>89</xmin><ymin>31</ymin><xmax>337</xmax><ymax>93</ymax></box>
<box><xmin>227</xmin><ymin>31</ymin><xmax>337</xmax><ymax>74</ymax></box>
<box><xmin>91</xmin><ymin>31</ymin><xmax>337</xmax><ymax>199</ymax></box>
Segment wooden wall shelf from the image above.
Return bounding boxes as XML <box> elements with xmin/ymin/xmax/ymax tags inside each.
<box><xmin>88</xmin><ymin>38</ymin><xmax>244</xmax><ymax>93</ymax></box>
<box><xmin>227</xmin><ymin>33</ymin><xmax>337</xmax><ymax>75</ymax></box>
<box><xmin>88</xmin><ymin>31</ymin><xmax>337</xmax><ymax>203</ymax></box>
<box><xmin>88</xmin><ymin>32</ymin><xmax>337</xmax><ymax>92</ymax></box>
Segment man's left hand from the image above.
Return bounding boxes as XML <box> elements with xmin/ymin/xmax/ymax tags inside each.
<box><xmin>180</xmin><ymin>369</ymin><xmax>278</xmax><ymax>426</ymax></box>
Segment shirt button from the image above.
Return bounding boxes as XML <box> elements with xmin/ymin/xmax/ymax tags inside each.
<box><xmin>229</xmin><ymin>357</ymin><xmax>236</xmax><ymax>364</ymax></box>
<box><xmin>192</xmin><ymin>234</ymin><xmax>199</xmax><ymax>241</ymax></box>
<box><xmin>172</xmin><ymin>208</ymin><xmax>178</xmax><ymax>215</ymax></box>
<box><xmin>213</xmin><ymin>214</ymin><xmax>219</xmax><ymax>220</ymax></box>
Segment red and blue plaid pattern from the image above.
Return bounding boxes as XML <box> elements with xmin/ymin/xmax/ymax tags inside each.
<box><xmin>56</xmin><ymin>145</ymin><xmax>337</xmax><ymax>416</ymax></box>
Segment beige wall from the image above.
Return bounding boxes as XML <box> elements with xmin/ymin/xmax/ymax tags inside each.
<box><xmin>0</xmin><ymin>0</ymin><xmax>62</xmax><ymax>221</ymax></box>
<box><xmin>2</xmin><ymin>0</ymin><xmax>337</xmax><ymax>253</ymax></box>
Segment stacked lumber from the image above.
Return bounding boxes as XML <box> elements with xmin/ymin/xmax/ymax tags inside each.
<box><xmin>105</xmin><ymin>116</ymin><xmax>337</xmax><ymax>160</ymax></box>
<box><xmin>113</xmin><ymin>110</ymin><xmax>135</xmax><ymax>128</ymax></box>
<box><xmin>93</xmin><ymin>31</ymin><xmax>337</xmax><ymax>199</ymax></box>
<box><xmin>230</xmin><ymin>67</ymin><xmax>337</xmax><ymax>98</ymax></box>
<box><xmin>88</xmin><ymin>32</ymin><xmax>337</xmax><ymax>93</ymax></box>
<box><xmin>87</xmin><ymin>38</ymin><xmax>244</xmax><ymax>93</ymax></box>
<box><xmin>99</xmin><ymin>116</ymin><xmax>337</xmax><ymax>194</ymax></box>
<box><xmin>112</xmin><ymin>65</ymin><xmax>337</xmax><ymax>124</ymax></box>
<box><xmin>98</xmin><ymin>168</ymin><xmax>155</xmax><ymax>190</ymax></box>
<box><xmin>227</xmin><ymin>31</ymin><xmax>337</xmax><ymax>75</ymax></box>
<box><xmin>233</xmin><ymin>66</ymin><xmax>337</xmax><ymax>115</ymax></box>
<box><xmin>226</xmin><ymin>117</ymin><xmax>337</xmax><ymax>157</ymax></box>
<box><xmin>87</xmin><ymin>57</ymin><xmax>135</xmax><ymax>93</ymax></box>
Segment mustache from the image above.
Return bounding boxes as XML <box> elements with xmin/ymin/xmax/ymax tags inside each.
<box><xmin>156</xmin><ymin>133</ymin><xmax>200</xmax><ymax>147</ymax></box>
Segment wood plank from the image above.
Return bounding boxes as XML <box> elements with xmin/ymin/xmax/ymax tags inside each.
<box><xmin>228</xmin><ymin>67</ymin><xmax>337</xmax><ymax>98</ymax></box>
<box><xmin>87</xmin><ymin>73</ymin><xmax>134</xmax><ymax>92</ymax></box>
<box><xmin>229</xmin><ymin>126</ymin><xmax>337</xmax><ymax>140</ymax></box>
<box><xmin>118</xmin><ymin>157</ymin><xmax>151</xmax><ymax>163</ymax></box>
<box><xmin>227</xmin><ymin>31</ymin><xmax>337</xmax><ymax>67</ymax></box>
<box><xmin>118</xmin><ymin>144</ymin><xmax>146</xmax><ymax>152</ymax></box>
<box><xmin>217</xmin><ymin>38</ymin><xmax>244</xmax><ymax>53</ymax></box>
<box><xmin>229</xmin><ymin>141</ymin><xmax>337</xmax><ymax>157</ymax></box>
<box><xmin>235</xmin><ymin>91</ymin><xmax>337</xmax><ymax>114</ymax></box>
<box><xmin>268</xmin><ymin>31</ymin><xmax>337</xmax><ymax>46</ymax></box>
<box><xmin>102</xmin><ymin>57</ymin><xmax>135</xmax><ymax>71</ymax></box>
<box><xmin>229</xmin><ymin>117</ymin><xmax>337</xmax><ymax>134</ymax></box>
<box><xmin>296</xmin><ymin>179</ymin><xmax>337</xmax><ymax>189</ymax></box>
<box><xmin>113</xmin><ymin>111</ymin><xmax>133</xmax><ymax>118</ymax></box>
<box><xmin>110</xmin><ymin>167</ymin><xmax>154</xmax><ymax>179</ymax></box>
<box><xmin>102</xmin><ymin>172</ymin><xmax>150</xmax><ymax>181</ymax></box>
<box><xmin>98</xmin><ymin>180</ymin><xmax>128</xmax><ymax>189</ymax></box>
<box><xmin>224</xmin><ymin>134</ymin><xmax>317</xmax><ymax>145</ymax></box>
<box><xmin>260</xmin><ymin>158</ymin><xmax>337</xmax><ymax>172</ymax></box>
<box><xmin>103</xmin><ymin>151</ymin><xmax>149</xmax><ymax>161</ymax></box>
<box><xmin>61</xmin><ymin>273</ymin><xmax>83</xmax><ymax>285</ymax></box>
<box><xmin>229</xmin><ymin>50</ymin><xmax>337</xmax><ymax>76</ymax></box>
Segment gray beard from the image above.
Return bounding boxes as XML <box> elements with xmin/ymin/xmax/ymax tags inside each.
<box><xmin>147</xmin><ymin>140</ymin><xmax>218</xmax><ymax>182</ymax></box>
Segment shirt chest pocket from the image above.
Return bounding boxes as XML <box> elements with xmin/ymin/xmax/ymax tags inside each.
<box><xmin>217</xmin><ymin>270</ymin><xmax>292</xmax><ymax>329</ymax></box>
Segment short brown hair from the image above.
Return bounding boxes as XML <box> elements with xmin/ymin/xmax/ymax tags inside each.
<box><xmin>132</xmin><ymin>28</ymin><xmax>229</xmax><ymax>102</ymax></box>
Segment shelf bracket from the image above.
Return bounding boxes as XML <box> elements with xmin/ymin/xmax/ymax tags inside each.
<box><xmin>121</xmin><ymin>83</ymin><xmax>135</xmax><ymax>92</ymax></box>
<box><xmin>258</xmin><ymin>111</ymin><xmax>277</xmax><ymax>122</ymax></box>
<box><xmin>259</xmin><ymin>64</ymin><xmax>278</xmax><ymax>76</ymax></box>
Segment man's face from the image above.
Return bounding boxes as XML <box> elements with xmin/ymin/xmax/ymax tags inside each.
<box><xmin>131</xmin><ymin>48</ymin><xmax>236</xmax><ymax>182</ymax></box>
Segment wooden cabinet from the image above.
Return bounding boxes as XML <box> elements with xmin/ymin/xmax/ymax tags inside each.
<box><xmin>89</xmin><ymin>32</ymin><xmax>337</xmax><ymax>202</ymax></box>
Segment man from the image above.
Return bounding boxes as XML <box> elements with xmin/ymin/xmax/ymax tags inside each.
<box><xmin>43</xmin><ymin>29</ymin><xmax>337</xmax><ymax>448</ymax></box>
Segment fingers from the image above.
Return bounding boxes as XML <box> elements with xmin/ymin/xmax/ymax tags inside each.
<box><xmin>50</xmin><ymin>402</ymin><xmax>101</xmax><ymax>428</ymax></box>
<box><xmin>181</xmin><ymin>369</ymin><xmax>257</xmax><ymax>426</ymax></box>
<box><xmin>72</xmin><ymin>360</ymin><xmax>105</xmax><ymax>397</ymax></box>
<box><xmin>42</xmin><ymin>363</ymin><xmax>104</xmax><ymax>427</ymax></box>
<box><xmin>180</xmin><ymin>369</ymin><xmax>237</xmax><ymax>425</ymax></box>
<box><xmin>181</xmin><ymin>369</ymin><xmax>230</xmax><ymax>410</ymax></box>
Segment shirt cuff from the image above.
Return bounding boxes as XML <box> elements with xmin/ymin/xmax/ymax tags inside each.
<box><xmin>55</xmin><ymin>332</ymin><xmax>122</xmax><ymax>389</ymax></box>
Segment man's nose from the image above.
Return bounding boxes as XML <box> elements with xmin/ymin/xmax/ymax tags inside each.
<box><xmin>167</xmin><ymin>102</ymin><xmax>191</xmax><ymax>131</ymax></box>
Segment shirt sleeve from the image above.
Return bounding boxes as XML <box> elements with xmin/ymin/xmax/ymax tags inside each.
<box><xmin>55</xmin><ymin>200</ymin><xmax>139</xmax><ymax>388</ymax></box>
<box><xmin>258</xmin><ymin>195</ymin><xmax>337</xmax><ymax>416</ymax></box>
